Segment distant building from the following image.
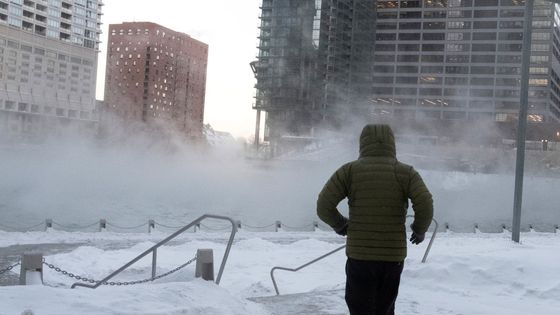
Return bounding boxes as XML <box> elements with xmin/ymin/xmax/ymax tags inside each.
<box><xmin>254</xmin><ymin>0</ymin><xmax>560</xmax><ymax>149</ymax></box>
<box><xmin>0</xmin><ymin>0</ymin><xmax>103</xmax><ymax>139</ymax></box>
<box><xmin>252</xmin><ymin>0</ymin><xmax>375</xmax><ymax>147</ymax></box>
<box><xmin>371</xmin><ymin>0</ymin><xmax>560</xmax><ymax>142</ymax></box>
<box><xmin>103</xmin><ymin>22</ymin><xmax>208</xmax><ymax>140</ymax></box>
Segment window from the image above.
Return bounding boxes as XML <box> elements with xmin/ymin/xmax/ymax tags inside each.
<box><xmin>473</xmin><ymin>32</ymin><xmax>496</xmax><ymax>40</ymax></box>
<box><xmin>447</xmin><ymin>21</ymin><xmax>471</xmax><ymax>29</ymax></box>
<box><xmin>474</xmin><ymin>21</ymin><xmax>497</xmax><ymax>29</ymax></box>
<box><xmin>471</xmin><ymin>55</ymin><xmax>495</xmax><ymax>63</ymax></box>
<box><xmin>397</xmin><ymin>55</ymin><xmax>419</xmax><ymax>62</ymax></box>
<box><xmin>447</xmin><ymin>32</ymin><xmax>470</xmax><ymax>40</ymax></box>
<box><xmin>474</xmin><ymin>10</ymin><xmax>497</xmax><ymax>18</ymax></box>
<box><xmin>399</xmin><ymin>33</ymin><xmax>420</xmax><ymax>40</ymax></box>
<box><xmin>446</xmin><ymin>55</ymin><xmax>470</xmax><ymax>63</ymax></box>
<box><xmin>498</xmin><ymin>32</ymin><xmax>523</xmax><ymax>40</ymax></box>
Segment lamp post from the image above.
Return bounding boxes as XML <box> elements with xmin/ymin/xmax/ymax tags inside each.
<box><xmin>512</xmin><ymin>0</ymin><xmax>536</xmax><ymax>243</ymax></box>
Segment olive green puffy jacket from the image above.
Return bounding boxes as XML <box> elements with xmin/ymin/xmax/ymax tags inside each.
<box><xmin>317</xmin><ymin>124</ymin><xmax>433</xmax><ymax>262</ymax></box>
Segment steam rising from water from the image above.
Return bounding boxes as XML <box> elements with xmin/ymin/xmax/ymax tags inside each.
<box><xmin>0</xmin><ymin>130</ymin><xmax>558</xmax><ymax>231</ymax></box>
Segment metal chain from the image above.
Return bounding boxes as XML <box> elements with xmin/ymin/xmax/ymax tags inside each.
<box><xmin>0</xmin><ymin>222</ymin><xmax>44</xmax><ymax>232</ymax></box>
<box><xmin>106</xmin><ymin>222</ymin><xmax>149</xmax><ymax>230</ymax></box>
<box><xmin>52</xmin><ymin>221</ymin><xmax>100</xmax><ymax>230</ymax></box>
<box><xmin>0</xmin><ymin>262</ymin><xmax>20</xmax><ymax>275</ymax></box>
<box><xmin>42</xmin><ymin>255</ymin><xmax>197</xmax><ymax>286</ymax></box>
<box><xmin>243</xmin><ymin>223</ymin><xmax>276</xmax><ymax>229</ymax></box>
<box><xmin>282</xmin><ymin>223</ymin><xmax>314</xmax><ymax>229</ymax></box>
<box><xmin>200</xmin><ymin>224</ymin><xmax>230</xmax><ymax>231</ymax></box>
<box><xmin>154</xmin><ymin>222</ymin><xmax>188</xmax><ymax>229</ymax></box>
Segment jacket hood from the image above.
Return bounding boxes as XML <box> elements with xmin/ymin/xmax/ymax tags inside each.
<box><xmin>359</xmin><ymin>124</ymin><xmax>396</xmax><ymax>158</ymax></box>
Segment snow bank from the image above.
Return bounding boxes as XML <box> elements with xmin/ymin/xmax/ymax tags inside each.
<box><xmin>1</xmin><ymin>232</ymin><xmax>559</xmax><ymax>314</ymax></box>
<box><xmin>0</xmin><ymin>280</ymin><xmax>268</xmax><ymax>315</ymax></box>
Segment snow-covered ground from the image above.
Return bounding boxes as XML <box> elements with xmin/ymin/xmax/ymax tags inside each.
<box><xmin>1</xmin><ymin>230</ymin><xmax>559</xmax><ymax>314</ymax></box>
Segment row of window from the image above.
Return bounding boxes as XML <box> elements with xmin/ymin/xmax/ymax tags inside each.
<box><xmin>369</xmin><ymin>86</ymin><xmax>549</xmax><ymax>96</ymax></box>
<box><xmin>374</xmin><ymin>54</ymin><xmax>549</xmax><ymax>64</ymax></box>
<box><xmin>376</xmin><ymin>31</ymin><xmax>551</xmax><ymax>41</ymax></box>
<box><xmin>372</xmin><ymin>75</ymin><xmax>552</xmax><ymax>88</ymax></box>
<box><xmin>378</xmin><ymin>8</ymin><xmax>552</xmax><ymax>20</ymax></box>
<box><xmin>378</xmin><ymin>0</ymin><xmax>546</xmax><ymax>9</ymax></box>
<box><xmin>373</xmin><ymin>64</ymin><xmax>547</xmax><ymax>75</ymax></box>
<box><xmin>374</xmin><ymin>43</ymin><xmax>550</xmax><ymax>53</ymax></box>
<box><xmin>376</xmin><ymin>20</ymin><xmax>552</xmax><ymax>30</ymax></box>
<box><xmin>0</xmin><ymin>99</ymin><xmax>92</xmax><ymax>120</ymax></box>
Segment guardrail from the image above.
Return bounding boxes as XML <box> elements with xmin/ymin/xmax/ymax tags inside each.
<box><xmin>71</xmin><ymin>214</ymin><xmax>238</xmax><ymax>289</ymax></box>
<box><xmin>270</xmin><ymin>217</ymin><xmax>439</xmax><ymax>295</ymax></box>
<box><xmin>0</xmin><ymin>218</ymin><xmax>557</xmax><ymax>233</ymax></box>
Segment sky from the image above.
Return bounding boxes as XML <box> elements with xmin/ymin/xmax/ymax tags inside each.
<box><xmin>96</xmin><ymin>0</ymin><xmax>261</xmax><ymax>139</ymax></box>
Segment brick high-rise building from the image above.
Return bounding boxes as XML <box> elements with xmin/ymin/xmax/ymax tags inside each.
<box><xmin>103</xmin><ymin>22</ymin><xmax>208</xmax><ymax>139</ymax></box>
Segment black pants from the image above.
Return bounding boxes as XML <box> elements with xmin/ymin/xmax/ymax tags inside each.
<box><xmin>345</xmin><ymin>258</ymin><xmax>404</xmax><ymax>315</ymax></box>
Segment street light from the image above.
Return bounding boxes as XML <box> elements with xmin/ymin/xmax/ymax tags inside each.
<box><xmin>511</xmin><ymin>0</ymin><xmax>560</xmax><ymax>242</ymax></box>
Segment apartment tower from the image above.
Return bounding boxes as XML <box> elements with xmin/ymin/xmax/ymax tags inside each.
<box><xmin>103</xmin><ymin>22</ymin><xmax>208</xmax><ymax>139</ymax></box>
<box><xmin>0</xmin><ymin>0</ymin><xmax>103</xmax><ymax>138</ymax></box>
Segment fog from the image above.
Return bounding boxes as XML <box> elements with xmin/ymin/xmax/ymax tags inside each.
<box><xmin>0</xmin><ymin>128</ymin><xmax>559</xmax><ymax>232</ymax></box>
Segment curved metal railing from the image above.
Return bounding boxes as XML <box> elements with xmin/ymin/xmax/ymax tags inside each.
<box><xmin>71</xmin><ymin>214</ymin><xmax>238</xmax><ymax>289</ymax></box>
<box><xmin>270</xmin><ymin>217</ymin><xmax>439</xmax><ymax>295</ymax></box>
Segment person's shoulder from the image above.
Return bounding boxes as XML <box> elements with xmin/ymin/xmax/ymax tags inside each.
<box><xmin>395</xmin><ymin>160</ymin><xmax>416</xmax><ymax>174</ymax></box>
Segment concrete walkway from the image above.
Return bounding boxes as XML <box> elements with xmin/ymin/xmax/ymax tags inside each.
<box><xmin>250</xmin><ymin>290</ymin><xmax>347</xmax><ymax>315</ymax></box>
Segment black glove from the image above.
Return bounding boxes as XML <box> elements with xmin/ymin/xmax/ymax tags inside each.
<box><xmin>409</xmin><ymin>230</ymin><xmax>425</xmax><ymax>245</ymax></box>
<box><xmin>334</xmin><ymin>217</ymin><xmax>348</xmax><ymax>236</ymax></box>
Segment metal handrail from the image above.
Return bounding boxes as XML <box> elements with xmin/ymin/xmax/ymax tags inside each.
<box><xmin>270</xmin><ymin>217</ymin><xmax>439</xmax><ymax>295</ymax></box>
<box><xmin>71</xmin><ymin>214</ymin><xmax>238</xmax><ymax>289</ymax></box>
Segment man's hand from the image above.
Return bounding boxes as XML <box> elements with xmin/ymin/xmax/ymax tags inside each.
<box><xmin>409</xmin><ymin>230</ymin><xmax>425</xmax><ymax>245</ymax></box>
<box><xmin>334</xmin><ymin>217</ymin><xmax>348</xmax><ymax>236</ymax></box>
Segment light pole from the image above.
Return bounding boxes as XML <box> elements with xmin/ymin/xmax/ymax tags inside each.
<box><xmin>512</xmin><ymin>0</ymin><xmax>537</xmax><ymax>243</ymax></box>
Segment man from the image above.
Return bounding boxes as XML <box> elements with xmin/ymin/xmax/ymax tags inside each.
<box><xmin>317</xmin><ymin>124</ymin><xmax>433</xmax><ymax>315</ymax></box>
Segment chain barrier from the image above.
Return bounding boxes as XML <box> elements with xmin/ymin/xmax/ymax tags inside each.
<box><xmin>282</xmin><ymin>223</ymin><xmax>315</xmax><ymax>230</ymax></box>
<box><xmin>106</xmin><ymin>222</ymin><xmax>149</xmax><ymax>230</ymax></box>
<box><xmin>0</xmin><ymin>222</ymin><xmax>44</xmax><ymax>232</ymax></box>
<box><xmin>52</xmin><ymin>221</ymin><xmax>99</xmax><ymax>230</ymax></box>
<box><xmin>200</xmin><ymin>224</ymin><xmax>231</xmax><ymax>231</ymax></box>
<box><xmin>42</xmin><ymin>255</ymin><xmax>197</xmax><ymax>286</ymax></box>
<box><xmin>0</xmin><ymin>262</ymin><xmax>20</xmax><ymax>276</ymax></box>
<box><xmin>154</xmin><ymin>222</ymin><xmax>188</xmax><ymax>229</ymax></box>
<box><xmin>242</xmin><ymin>223</ymin><xmax>276</xmax><ymax>229</ymax></box>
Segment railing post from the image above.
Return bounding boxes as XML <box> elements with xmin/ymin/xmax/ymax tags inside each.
<box><xmin>45</xmin><ymin>219</ymin><xmax>52</xmax><ymax>231</ymax></box>
<box><xmin>195</xmin><ymin>249</ymin><xmax>214</xmax><ymax>281</ymax></box>
<box><xmin>99</xmin><ymin>219</ymin><xmax>106</xmax><ymax>232</ymax></box>
<box><xmin>151</xmin><ymin>249</ymin><xmax>157</xmax><ymax>280</ymax></box>
<box><xmin>235</xmin><ymin>220</ymin><xmax>242</xmax><ymax>230</ymax></box>
<box><xmin>19</xmin><ymin>253</ymin><xmax>43</xmax><ymax>285</ymax></box>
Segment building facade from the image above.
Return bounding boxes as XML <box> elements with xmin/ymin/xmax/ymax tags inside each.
<box><xmin>253</xmin><ymin>0</ymin><xmax>376</xmax><ymax>145</ymax></box>
<box><xmin>372</xmin><ymin>0</ymin><xmax>560</xmax><ymax>141</ymax></box>
<box><xmin>103</xmin><ymin>22</ymin><xmax>208</xmax><ymax>139</ymax></box>
<box><xmin>255</xmin><ymin>0</ymin><xmax>560</xmax><ymax>148</ymax></box>
<box><xmin>0</xmin><ymin>0</ymin><xmax>103</xmax><ymax>139</ymax></box>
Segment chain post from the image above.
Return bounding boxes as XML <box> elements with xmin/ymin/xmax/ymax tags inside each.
<box><xmin>148</xmin><ymin>219</ymin><xmax>155</xmax><ymax>233</ymax></box>
<box><xmin>313</xmin><ymin>221</ymin><xmax>319</xmax><ymax>231</ymax></box>
<box><xmin>275</xmin><ymin>220</ymin><xmax>282</xmax><ymax>232</ymax></box>
<box><xmin>45</xmin><ymin>219</ymin><xmax>53</xmax><ymax>231</ymax></box>
<box><xmin>235</xmin><ymin>220</ymin><xmax>242</xmax><ymax>230</ymax></box>
<box><xmin>99</xmin><ymin>219</ymin><xmax>106</xmax><ymax>232</ymax></box>
<box><xmin>19</xmin><ymin>253</ymin><xmax>43</xmax><ymax>285</ymax></box>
